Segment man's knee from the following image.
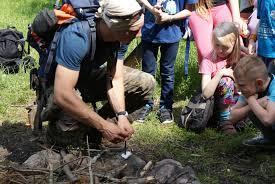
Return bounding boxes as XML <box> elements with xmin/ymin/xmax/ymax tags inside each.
<box><xmin>124</xmin><ymin>66</ymin><xmax>156</xmax><ymax>95</ymax></box>
<box><xmin>140</xmin><ymin>72</ymin><xmax>156</xmax><ymax>94</ymax></box>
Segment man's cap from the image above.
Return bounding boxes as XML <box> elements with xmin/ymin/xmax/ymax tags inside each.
<box><xmin>96</xmin><ymin>0</ymin><xmax>144</xmax><ymax>31</ymax></box>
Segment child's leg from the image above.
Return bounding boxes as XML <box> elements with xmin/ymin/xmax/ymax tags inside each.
<box><xmin>249</xmin><ymin>112</ymin><xmax>275</xmax><ymax>141</ymax></box>
<box><xmin>215</xmin><ymin>77</ymin><xmax>238</xmax><ymax>133</ymax></box>
<box><xmin>159</xmin><ymin>42</ymin><xmax>179</xmax><ymax>110</ymax></box>
<box><xmin>141</xmin><ymin>41</ymin><xmax>159</xmax><ymax>107</ymax></box>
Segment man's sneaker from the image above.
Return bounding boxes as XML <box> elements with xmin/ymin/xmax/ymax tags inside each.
<box><xmin>158</xmin><ymin>107</ymin><xmax>174</xmax><ymax>124</ymax></box>
<box><xmin>243</xmin><ymin>135</ymin><xmax>275</xmax><ymax>149</ymax></box>
<box><xmin>136</xmin><ymin>104</ymin><xmax>153</xmax><ymax>123</ymax></box>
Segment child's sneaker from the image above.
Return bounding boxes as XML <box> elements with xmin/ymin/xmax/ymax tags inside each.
<box><xmin>243</xmin><ymin>135</ymin><xmax>275</xmax><ymax>149</ymax></box>
<box><xmin>136</xmin><ymin>104</ymin><xmax>153</xmax><ymax>123</ymax></box>
<box><xmin>158</xmin><ymin>107</ymin><xmax>174</xmax><ymax>124</ymax></box>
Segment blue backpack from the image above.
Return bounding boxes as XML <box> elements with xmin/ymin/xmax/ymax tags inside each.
<box><xmin>27</xmin><ymin>0</ymin><xmax>99</xmax><ymax>132</ymax></box>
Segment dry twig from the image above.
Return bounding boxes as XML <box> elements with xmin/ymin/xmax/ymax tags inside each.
<box><xmin>60</xmin><ymin>149</ymin><xmax>79</xmax><ymax>183</ymax></box>
<box><xmin>87</xmin><ymin>135</ymin><xmax>94</xmax><ymax>184</ymax></box>
<box><xmin>140</xmin><ymin>161</ymin><xmax>153</xmax><ymax>177</ymax></box>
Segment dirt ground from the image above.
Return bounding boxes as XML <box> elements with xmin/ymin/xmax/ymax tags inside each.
<box><xmin>0</xmin><ymin>121</ymin><xmax>275</xmax><ymax>184</ymax></box>
<box><xmin>0</xmin><ymin>121</ymin><xmax>42</xmax><ymax>164</ymax></box>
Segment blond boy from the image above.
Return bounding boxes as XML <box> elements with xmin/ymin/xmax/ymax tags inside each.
<box><xmin>231</xmin><ymin>56</ymin><xmax>275</xmax><ymax>147</ymax></box>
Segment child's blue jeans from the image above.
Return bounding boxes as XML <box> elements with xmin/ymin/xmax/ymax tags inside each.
<box><xmin>141</xmin><ymin>41</ymin><xmax>179</xmax><ymax>110</ymax></box>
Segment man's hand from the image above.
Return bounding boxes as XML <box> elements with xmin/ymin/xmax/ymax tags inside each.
<box><xmin>117</xmin><ymin>116</ymin><xmax>134</xmax><ymax>138</ymax></box>
<box><xmin>100</xmin><ymin>121</ymin><xmax>128</xmax><ymax>143</ymax></box>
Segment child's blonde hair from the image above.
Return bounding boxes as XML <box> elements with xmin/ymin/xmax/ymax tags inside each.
<box><xmin>234</xmin><ymin>56</ymin><xmax>268</xmax><ymax>81</ymax></box>
<box><xmin>212</xmin><ymin>22</ymin><xmax>240</xmax><ymax>68</ymax></box>
<box><xmin>195</xmin><ymin>0</ymin><xmax>213</xmax><ymax>19</ymax></box>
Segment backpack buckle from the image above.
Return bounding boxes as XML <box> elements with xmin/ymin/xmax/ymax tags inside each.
<box><xmin>87</xmin><ymin>18</ymin><xmax>96</xmax><ymax>31</ymax></box>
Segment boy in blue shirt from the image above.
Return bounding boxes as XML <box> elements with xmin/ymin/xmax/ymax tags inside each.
<box><xmin>136</xmin><ymin>0</ymin><xmax>197</xmax><ymax>124</ymax></box>
<box><xmin>231</xmin><ymin>56</ymin><xmax>275</xmax><ymax>147</ymax></box>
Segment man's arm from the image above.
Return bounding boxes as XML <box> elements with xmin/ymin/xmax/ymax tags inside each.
<box><xmin>247</xmin><ymin>96</ymin><xmax>275</xmax><ymax>126</ymax></box>
<box><xmin>106</xmin><ymin>46</ymin><xmax>134</xmax><ymax>137</ymax></box>
<box><xmin>54</xmin><ymin>65</ymin><xmax>128</xmax><ymax>143</ymax></box>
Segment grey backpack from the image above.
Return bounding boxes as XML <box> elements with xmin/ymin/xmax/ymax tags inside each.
<box><xmin>180</xmin><ymin>90</ymin><xmax>215</xmax><ymax>133</ymax></box>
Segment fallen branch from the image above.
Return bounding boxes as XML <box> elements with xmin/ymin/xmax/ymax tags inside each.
<box><xmin>140</xmin><ymin>161</ymin><xmax>153</xmax><ymax>177</ymax></box>
<box><xmin>93</xmin><ymin>173</ymin><xmax>156</xmax><ymax>184</ymax></box>
<box><xmin>60</xmin><ymin>149</ymin><xmax>79</xmax><ymax>183</ymax></box>
<box><xmin>0</xmin><ymin>165</ymin><xmax>49</xmax><ymax>175</ymax></box>
<box><xmin>87</xmin><ymin>135</ymin><xmax>94</xmax><ymax>184</ymax></box>
<box><xmin>48</xmin><ymin>150</ymin><xmax>54</xmax><ymax>184</ymax></box>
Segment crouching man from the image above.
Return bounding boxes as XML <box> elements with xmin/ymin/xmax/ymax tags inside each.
<box><xmin>231</xmin><ymin>56</ymin><xmax>275</xmax><ymax>148</ymax></box>
<box><xmin>42</xmin><ymin>0</ymin><xmax>155</xmax><ymax>146</ymax></box>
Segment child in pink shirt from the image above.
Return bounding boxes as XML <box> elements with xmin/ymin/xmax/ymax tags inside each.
<box><xmin>189</xmin><ymin>0</ymin><xmax>247</xmax><ymax>64</ymax></box>
<box><xmin>199</xmin><ymin>22</ymin><xmax>241</xmax><ymax>134</ymax></box>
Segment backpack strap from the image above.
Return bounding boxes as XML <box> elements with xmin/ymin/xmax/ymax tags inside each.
<box><xmin>183</xmin><ymin>19</ymin><xmax>191</xmax><ymax>79</ymax></box>
<box><xmin>184</xmin><ymin>35</ymin><xmax>190</xmax><ymax>79</ymax></box>
<box><xmin>44</xmin><ymin>30</ymin><xmax>60</xmax><ymax>75</ymax></box>
<box><xmin>87</xmin><ymin>17</ymin><xmax>96</xmax><ymax>61</ymax></box>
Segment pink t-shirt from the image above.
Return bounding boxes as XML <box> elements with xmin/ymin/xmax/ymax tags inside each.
<box><xmin>199</xmin><ymin>55</ymin><xmax>227</xmax><ymax>78</ymax></box>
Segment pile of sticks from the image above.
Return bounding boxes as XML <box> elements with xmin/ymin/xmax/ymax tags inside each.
<box><xmin>0</xmin><ymin>136</ymin><xmax>155</xmax><ymax>184</ymax></box>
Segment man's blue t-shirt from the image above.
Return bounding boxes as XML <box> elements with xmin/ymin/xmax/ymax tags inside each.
<box><xmin>257</xmin><ymin>0</ymin><xmax>275</xmax><ymax>58</ymax></box>
<box><xmin>238</xmin><ymin>74</ymin><xmax>275</xmax><ymax>103</ymax></box>
<box><xmin>55</xmin><ymin>20</ymin><xmax>127</xmax><ymax>72</ymax></box>
<box><xmin>142</xmin><ymin>0</ymin><xmax>197</xmax><ymax>43</ymax></box>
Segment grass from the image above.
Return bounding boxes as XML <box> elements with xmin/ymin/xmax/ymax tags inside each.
<box><xmin>0</xmin><ymin>0</ymin><xmax>274</xmax><ymax>183</ymax></box>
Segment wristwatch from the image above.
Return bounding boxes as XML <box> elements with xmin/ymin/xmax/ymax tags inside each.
<box><xmin>116</xmin><ymin>111</ymin><xmax>128</xmax><ymax>117</ymax></box>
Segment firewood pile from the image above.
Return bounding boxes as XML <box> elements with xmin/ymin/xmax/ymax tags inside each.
<box><xmin>0</xmin><ymin>144</ymin><xmax>201</xmax><ymax>184</ymax></box>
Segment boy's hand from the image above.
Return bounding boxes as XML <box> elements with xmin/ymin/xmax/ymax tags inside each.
<box><xmin>246</xmin><ymin>93</ymin><xmax>258</xmax><ymax>101</ymax></box>
<box><xmin>156</xmin><ymin>12</ymin><xmax>171</xmax><ymax>24</ymax></box>
<box><xmin>242</xmin><ymin>91</ymin><xmax>257</xmax><ymax>99</ymax></box>
<box><xmin>151</xmin><ymin>6</ymin><xmax>162</xmax><ymax>23</ymax></box>
<box><xmin>234</xmin><ymin>18</ymin><xmax>249</xmax><ymax>37</ymax></box>
<box><xmin>248</xmin><ymin>39</ymin><xmax>256</xmax><ymax>55</ymax></box>
<box><xmin>258</xmin><ymin>96</ymin><xmax>268</xmax><ymax>109</ymax></box>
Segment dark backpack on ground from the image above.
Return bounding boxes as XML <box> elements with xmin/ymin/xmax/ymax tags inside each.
<box><xmin>180</xmin><ymin>90</ymin><xmax>215</xmax><ymax>133</ymax></box>
<box><xmin>0</xmin><ymin>27</ymin><xmax>25</xmax><ymax>73</ymax></box>
<box><xmin>27</xmin><ymin>0</ymin><xmax>99</xmax><ymax>132</ymax></box>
